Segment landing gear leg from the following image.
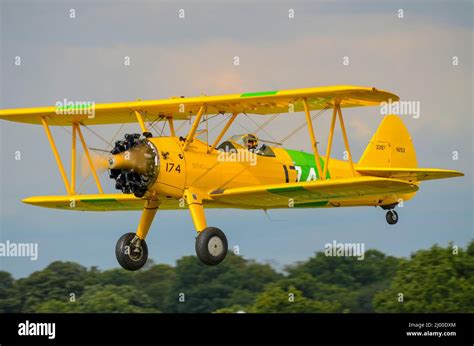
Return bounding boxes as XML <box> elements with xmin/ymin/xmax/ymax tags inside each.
<box><xmin>184</xmin><ymin>190</ymin><xmax>228</xmax><ymax>266</ymax></box>
<box><xmin>116</xmin><ymin>199</ymin><xmax>159</xmax><ymax>271</ymax></box>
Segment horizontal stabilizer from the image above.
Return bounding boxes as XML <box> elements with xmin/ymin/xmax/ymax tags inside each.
<box><xmin>356</xmin><ymin>167</ymin><xmax>464</xmax><ymax>182</ymax></box>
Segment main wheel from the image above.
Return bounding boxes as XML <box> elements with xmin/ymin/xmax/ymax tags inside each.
<box><xmin>115</xmin><ymin>232</ymin><xmax>148</xmax><ymax>271</ymax></box>
<box><xmin>195</xmin><ymin>227</ymin><xmax>228</xmax><ymax>266</ymax></box>
<box><xmin>386</xmin><ymin>210</ymin><xmax>398</xmax><ymax>225</ymax></box>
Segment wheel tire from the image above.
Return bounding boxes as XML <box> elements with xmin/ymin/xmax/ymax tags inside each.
<box><xmin>195</xmin><ymin>227</ymin><xmax>228</xmax><ymax>266</ymax></box>
<box><xmin>386</xmin><ymin>210</ymin><xmax>398</xmax><ymax>225</ymax></box>
<box><xmin>115</xmin><ymin>232</ymin><xmax>148</xmax><ymax>271</ymax></box>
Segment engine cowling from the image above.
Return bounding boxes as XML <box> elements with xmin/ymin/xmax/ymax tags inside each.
<box><xmin>108</xmin><ymin>133</ymin><xmax>159</xmax><ymax>198</ymax></box>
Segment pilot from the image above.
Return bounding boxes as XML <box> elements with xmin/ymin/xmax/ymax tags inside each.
<box><xmin>243</xmin><ymin>134</ymin><xmax>259</xmax><ymax>152</ymax></box>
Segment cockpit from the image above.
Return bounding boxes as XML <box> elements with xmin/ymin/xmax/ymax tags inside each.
<box><xmin>216</xmin><ymin>134</ymin><xmax>278</xmax><ymax>157</ymax></box>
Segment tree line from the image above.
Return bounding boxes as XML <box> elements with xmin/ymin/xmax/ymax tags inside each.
<box><xmin>1</xmin><ymin>241</ymin><xmax>472</xmax><ymax>313</ymax></box>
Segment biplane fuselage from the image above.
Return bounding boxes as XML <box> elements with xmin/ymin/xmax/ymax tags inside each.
<box><xmin>145</xmin><ymin>136</ymin><xmax>415</xmax><ymax>209</ymax></box>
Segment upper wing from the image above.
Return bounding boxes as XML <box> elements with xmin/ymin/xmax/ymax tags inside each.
<box><xmin>209</xmin><ymin>176</ymin><xmax>418</xmax><ymax>208</ymax></box>
<box><xmin>0</xmin><ymin>85</ymin><xmax>398</xmax><ymax>126</ymax></box>
<box><xmin>356</xmin><ymin>167</ymin><xmax>464</xmax><ymax>182</ymax></box>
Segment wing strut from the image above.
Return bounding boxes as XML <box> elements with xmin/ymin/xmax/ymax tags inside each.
<box><xmin>302</xmin><ymin>100</ymin><xmax>356</xmax><ymax>179</ymax></box>
<box><xmin>208</xmin><ymin>112</ymin><xmax>238</xmax><ymax>153</ymax></box>
<box><xmin>323</xmin><ymin>104</ymin><xmax>338</xmax><ymax>179</ymax></box>
<box><xmin>134</xmin><ymin>110</ymin><xmax>148</xmax><ymax>133</ymax></box>
<box><xmin>77</xmin><ymin>124</ymin><xmax>104</xmax><ymax>193</ymax></box>
<box><xmin>167</xmin><ymin>116</ymin><xmax>176</xmax><ymax>136</ymax></box>
<box><xmin>71</xmin><ymin>123</ymin><xmax>77</xmax><ymax>194</ymax></box>
<box><xmin>337</xmin><ymin>104</ymin><xmax>356</xmax><ymax>176</ymax></box>
<box><xmin>40</xmin><ymin>117</ymin><xmax>105</xmax><ymax>194</ymax></box>
<box><xmin>183</xmin><ymin>105</ymin><xmax>205</xmax><ymax>150</ymax></box>
<box><xmin>41</xmin><ymin>117</ymin><xmax>72</xmax><ymax>194</ymax></box>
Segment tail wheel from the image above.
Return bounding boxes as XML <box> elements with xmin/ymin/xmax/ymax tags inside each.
<box><xmin>195</xmin><ymin>227</ymin><xmax>228</xmax><ymax>266</ymax></box>
<box><xmin>386</xmin><ymin>210</ymin><xmax>399</xmax><ymax>225</ymax></box>
<box><xmin>115</xmin><ymin>232</ymin><xmax>148</xmax><ymax>271</ymax></box>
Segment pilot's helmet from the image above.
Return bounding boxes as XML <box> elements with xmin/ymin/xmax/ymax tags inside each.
<box><xmin>242</xmin><ymin>134</ymin><xmax>258</xmax><ymax>146</ymax></box>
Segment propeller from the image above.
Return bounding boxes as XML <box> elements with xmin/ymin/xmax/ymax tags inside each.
<box><xmin>80</xmin><ymin>149</ymin><xmax>110</xmax><ymax>178</ymax></box>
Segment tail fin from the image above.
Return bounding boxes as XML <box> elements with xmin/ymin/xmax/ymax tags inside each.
<box><xmin>358</xmin><ymin>114</ymin><xmax>417</xmax><ymax>168</ymax></box>
<box><xmin>357</xmin><ymin>114</ymin><xmax>463</xmax><ymax>182</ymax></box>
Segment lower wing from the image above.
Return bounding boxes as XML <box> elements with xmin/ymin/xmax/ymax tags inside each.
<box><xmin>22</xmin><ymin>194</ymin><xmax>174</xmax><ymax>211</ymax></box>
<box><xmin>209</xmin><ymin>176</ymin><xmax>418</xmax><ymax>208</ymax></box>
<box><xmin>22</xmin><ymin>194</ymin><xmax>234</xmax><ymax>211</ymax></box>
<box><xmin>22</xmin><ymin>176</ymin><xmax>425</xmax><ymax>211</ymax></box>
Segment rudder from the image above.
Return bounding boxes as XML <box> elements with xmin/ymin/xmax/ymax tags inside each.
<box><xmin>358</xmin><ymin>114</ymin><xmax>417</xmax><ymax>168</ymax></box>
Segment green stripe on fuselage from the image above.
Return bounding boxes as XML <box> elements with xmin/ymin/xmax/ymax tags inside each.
<box><xmin>265</xmin><ymin>149</ymin><xmax>330</xmax><ymax>207</ymax></box>
<box><xmin>284</xmin><ymin>149</ymin><xmax>330</xmax><ymax>181</ymax></box>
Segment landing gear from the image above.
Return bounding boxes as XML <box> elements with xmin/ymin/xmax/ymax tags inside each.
<box><xmin>116</xmin><ymin>232</ymin><xmax>148</xmax><ymax>271</ymax></box>
<box><xmin>386</xmin><ymin>210</ymin><xmax>398</xmax><ymax>225</ymax></box>
<box><xmin>184</xmin><ymin>189</ymin><xmax>228</xmax><ymax>266</ymax></box>
<box><xmin>116</xmin><ymin>199</ymin><xmax>158</xmax><ymax>271</ymax></box>
<box><xmin>195</xmin><ymin>227</ymin><xmax>228</xmax><ymax>266</ymax></box>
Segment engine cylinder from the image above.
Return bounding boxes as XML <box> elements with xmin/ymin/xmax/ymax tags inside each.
<box><xmin>108</xmin><ymin>133</ymin><xmax>159</xmax><ymax>198</ymax></box>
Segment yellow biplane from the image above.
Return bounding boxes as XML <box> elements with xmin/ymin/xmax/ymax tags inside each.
<box><xmin>0</xmin><ymin>85</ymin><xmax>463</xmax><ymax>270</ymax></box>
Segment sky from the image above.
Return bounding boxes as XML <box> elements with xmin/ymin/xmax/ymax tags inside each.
<box><xmin>0</xmin><ymin>0</ymin><xmax>472</xmax><ymax>278</ymax></box>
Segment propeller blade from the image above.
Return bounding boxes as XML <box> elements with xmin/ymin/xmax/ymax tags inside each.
<box><xmin>81</xmin><ymin>152</ymin><xmax>109</xmax><ymax>177</ymax></box>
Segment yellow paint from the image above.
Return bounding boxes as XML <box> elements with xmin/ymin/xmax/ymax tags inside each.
<box><xmin>359</xmin><ymin>114</ymin><xmax>417</xmax><ymax>168</ymax></box>
<box><xmin>148</xmin><ymin>137</ymin><xmax>187</xmax><ymax>197</ymax></box>
<box><xmin>209</xmin><ymin>113</ymin><xmax>238</xmax><ymax>153</ymax></box>
<box><xmin>302</xmin><ymin>99</ymin><xmax>323</xmax><ymax>179</ymax></box>
<box><xmin>211</xmin><ymin>176</ymin><xmax>419</xmax><ymax>208</ymax></box>
<box><xmin>355</xmin><ymin>167</ymin><xmax>463</xmax><ymax>181</ymax></box>
<box><xmin>76</xmin><ymin>125</ymin><xmax>104</xmax><ymax>194</ymax></box>
<box><xmin>323</xmin><ymin>105</ymin><xmax>338</xmax><ymax>179</ymax></box>
<box><xmin>136</xmin><ymin>199</ymin><xmax>159</xmax><ymax>239</ymax></box>
<box><xmin>0</xmin><ymin>85</ymin><xmax>399</xmax><ymax>126</ymax></box>
<box><xmin>71</xmin><ymin>123</ymin><xmax>77</xmax><ymax>194</ymax></box>
<box><xmin>167</xmin><ymin>117</ymin><xmax>176</xmax><ymax>136</ymax></box>
<box><xmin>40</xmin><ymin>117</ymin><xmax>71</xmax><ymax>194</ymax></box>
<box><xmin>184</xmin><ymin>189</ymin><xmax>207</xmax><ymax>232</ymax></box>
<box><xmin>134</xmin><ymin>110</ymin><xmax>148</xmax><ymax>133</ymax></box>
<box><xmin>337</xmin><ymin>105</ymin><xmax>356</xmax><ymax>176</ymax></box>
<box><xmin>184</xmin><ymin>105</ymin><xmax>205</xmax><ymax>150</ymax></box>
